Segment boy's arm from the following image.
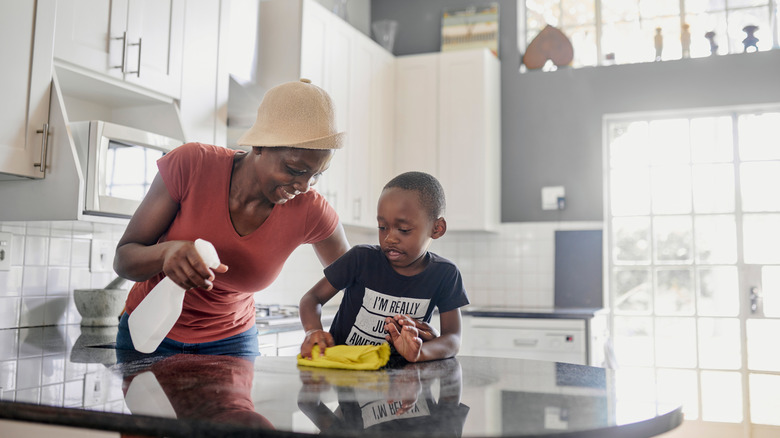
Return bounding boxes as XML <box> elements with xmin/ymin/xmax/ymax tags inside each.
<box><xmin>299</xmin><ymin>277</ymin><xmax>340</xmax><ymax>358</ymax></box>
<box><xmin>387</xmin><ymin>309</ymin><xmax>462</xmax><ymax>362</ymax></box>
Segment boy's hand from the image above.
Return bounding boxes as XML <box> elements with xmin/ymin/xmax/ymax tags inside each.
<box><xmin>385</xmin><ymin>317</ymin><xmax>423</xmax><ymax>362</ymax></box>
<box><xmin>300</xmin><ymin>329</ymin><xmax>334</xmax><ymax>359</ymax></box>
<box><xmin>388</xmin><ymin>368</ymin><xmax>422</xmax><ymax>415</ymax></box>
<box><xmin>386</xmin><ymin>314</ymin><xmax>439</xmax><ymax>341</ymax></box>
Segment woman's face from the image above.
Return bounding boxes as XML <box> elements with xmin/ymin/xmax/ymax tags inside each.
<box><xmin>254</xmin><ymin>147</ymin><xmax>334</xmax><ymax>205</ymax></box>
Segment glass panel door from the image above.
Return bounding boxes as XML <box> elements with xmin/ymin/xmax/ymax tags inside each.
<box><xmin>605</xmin><ymin>106</ymin><xmax>780</xmax><ymax>437</ymax></box>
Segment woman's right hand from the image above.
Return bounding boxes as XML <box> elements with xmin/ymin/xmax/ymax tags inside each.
<box><xmin>161</xmin><ymin>240</ymin><xmax>228</xmax><ymax>291</ymax></box>
<box><xmin>300</xmin><ymin>329</ymin><xmax>335</xmax><ymax>359</ymax></box>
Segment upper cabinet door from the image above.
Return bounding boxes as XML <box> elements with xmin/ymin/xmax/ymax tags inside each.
<box><xmin>437</xmin><ymin>50</ymin><xmax>501</xmax><ymax>231</ymax></box>
<box><xmin>395</xmin><ymin>50</ymin><xmax>500</xmax><ymax>232</ymax></box>
<box><xmin>54</xmin><ymin>0</ymin><xmax>127</xmax><ymax>80</ymax></box>
<box><xmin>394</xmin><ymin>53</ymin><xmax>440</xmax><ymax>178</ymax></box>
<box><xmin>124</xmin><ymin>0</ymin><xmax>184</xmax><ymax>98</ymax></box>
<box><xmin>0</xmin><ymin>0</ymin><xmax>55</xmax><ymax>179</ymax></box>
<box><xmin>54</xmin><ymin>0</ymin><xmax>183</xmax><ymax>99</ymax></box>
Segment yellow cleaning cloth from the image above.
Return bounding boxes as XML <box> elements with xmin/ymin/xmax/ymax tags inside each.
<box><xmin>297</xmin><ymin>343</ymin><xmax>391</xmax><ymax>371</ymax></box>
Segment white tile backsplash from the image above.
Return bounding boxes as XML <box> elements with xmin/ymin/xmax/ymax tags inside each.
<box><xmin>24</xmin><ymin>236</ymin><xmax>48</xmax><ymax>266</ymax></box>
<box><xmin>0</xmin><ymin>221</ymin><xmax>127</xmax><ymax>329</ymax></box>
<box><xmin>48</xmin><ymin>237</ymin><xmax>72</xmax><ymax>266</ymax></box>
<box><xmin>256</xmin><ymin>221</ymin><xmax>603</xmax><ymax>310</ymax></box>
<box><xmin>0</xmin><ymin>219</ymin><xmax>601</xmax><ymax>329</ymax></box>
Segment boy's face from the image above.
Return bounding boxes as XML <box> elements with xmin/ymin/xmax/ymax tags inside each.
<box><xmin>376</xmin><ymin>187</ymin><xmax>442</xmax><ymax>275</ymax></box>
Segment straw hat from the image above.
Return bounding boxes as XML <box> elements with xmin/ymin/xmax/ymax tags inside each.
<box><xmin>237</xmin><ymin>79</ymin><xmax>345</xmax><ymax>150</ymax></box>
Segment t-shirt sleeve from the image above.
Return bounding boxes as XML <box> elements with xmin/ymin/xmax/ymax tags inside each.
<box><xmin>156</xmin><ymin>142</ymin><xmax>202</xmax><ymax>203</ymax></box>
<box><xmin>323</xmin><ymin>246</ymin><xmax>362</xmax><ymax>291</ymax></box>
<box><xmin>302</xmin><ymin>190</ymin><xmax>340</xmax><ymax>244</ymax></box>
<box><xmin>435</xmin><ymin>264</ymin><xmax>470</xmax><ymax>314</ymax></box>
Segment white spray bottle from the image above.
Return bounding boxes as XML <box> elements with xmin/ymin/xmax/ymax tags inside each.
<box><xmin>128</xmin><ymin>239</ymin><xmax>221</xmax><ymax>353</ymax></box>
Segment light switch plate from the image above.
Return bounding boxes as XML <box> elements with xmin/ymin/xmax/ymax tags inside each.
<box><xmin>90</xmin><ymin>239</ymin><xmax>115</xmax><ymax>273</ymax></box>
<box><xmin>0</xmin><ymin>232</ymin><xmax>11</xmax><ymax>271</ymax></box>
<box><xmin>542</xmin><ymin>186</ymin><xmax>565</xmax><ymax>210</ymax></box>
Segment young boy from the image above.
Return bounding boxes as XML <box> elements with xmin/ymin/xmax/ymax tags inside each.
<box><xmin>299</xmin><ymin>171</ymin><xmax>469</xmax><ymax>363</ymax></box>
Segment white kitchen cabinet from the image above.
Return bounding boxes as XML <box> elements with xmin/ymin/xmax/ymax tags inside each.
<box><xmin>461</xmin><ymin>316</ymin><xmax>588</xmax><ymax>365</ymax></box>
<box><xmin>259</xmin><ymin>0</ymin><xmax>394</xmax><ymax>228</ymax></box>
<box><xmin>258</xmin><ymin>333</ymin><xmax>278</xmax><ymax>357</ymax></box>
<box><xmin>54</xmin><ymin>0</ymin><xmax>185</xmax><ymax>99</ymax></box>
<box><xmin>346</xmin><ymin>31</ymin><xmax>396</xmax><ymax>227</ymax></box>
<box><xmin>178</xmin><ymin>0</ymin><xmax>230</xmax><ymax>145</ymax></box>
<box><xmin>395</xmin><ymin>50</ymin><xmax>501</xmax><ymax>231</ymax></box>
<box><xmin>276</xmin><ymin>329</ymin><xmax>306</xmax><ymax>357</ymax></box>
<box><xmin>0</xmin><ymin>0</ymin><xmax>55</xmax><ymax>180</ymax></box>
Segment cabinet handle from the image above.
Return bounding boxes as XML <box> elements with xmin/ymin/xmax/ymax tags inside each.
<box><xmin>513</xmin><ymin>338</ymin><xmax>538</xmax><ymax>347</ymax></box>
<box><xmin>112</xmin><ymin>32</ymin><xmax>128</xmax><ymax>73</ymax></box>
<box><xmin>34</xmin><ymin>123</ymin><xmax>49</xmax><ymax>175</ymax></box>
<box><xmin>127</xmin><ymin>37</ymin><xmax>142</xmax><ymax>77</ymax></box>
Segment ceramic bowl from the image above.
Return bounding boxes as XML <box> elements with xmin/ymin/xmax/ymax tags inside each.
<box><xmin>74</xmin><ymin>288</ymin><xmax>128</xmax><ymax>327</ymax></box>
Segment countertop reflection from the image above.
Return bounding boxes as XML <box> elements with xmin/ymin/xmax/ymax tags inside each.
<box><xmin>0</xmin><ymin>325</ymin><xmax>682</xmax><ymax>438</ymax></box>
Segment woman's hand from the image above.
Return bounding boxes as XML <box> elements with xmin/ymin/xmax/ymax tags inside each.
<box><xmin>161</xmin><ymin>241</ymin><xmax>228</xmax><ymax>291</ymax></box>
<box><xmin>300</xmin><ymin>329</ymin><xmax>335</xmax><ymax>359</ymax></box>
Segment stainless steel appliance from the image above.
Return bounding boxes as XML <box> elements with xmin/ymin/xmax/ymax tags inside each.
<box><xmin>70</xmin><ymin>120</ymin><xmax>182</xmax><ymax>218</ymax></box>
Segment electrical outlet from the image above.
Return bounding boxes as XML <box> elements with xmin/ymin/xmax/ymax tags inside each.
<box><xmin>542</xmin><ymin>186</ymin><xmax>565</xmax><ymax>210</ymax></box>
<box><xmin>0</xmin><ymin>232</ymin><xmax>11</xmax><ymax>271</ymax></box>
<box><xmin>90</xmin><ymin>239</ymin><xmax>115</xmax><ymax>273</ymax></box>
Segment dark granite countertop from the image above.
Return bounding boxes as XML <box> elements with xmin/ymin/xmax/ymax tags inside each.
<box><xmin>461</xmin><ymin>306</ymin><xmax>606</xmax><ymax>320</ymax></box>
<box><xmin>0</xmin><ymin>325</ymin><xmax>681</xmax><ymax>438</ymax></box>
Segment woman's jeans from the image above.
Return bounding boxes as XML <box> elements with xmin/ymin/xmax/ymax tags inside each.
<box><xmin>116</xmin><ymin>312</ymin><xmax>259</xmax><ymax>357</ymax></box>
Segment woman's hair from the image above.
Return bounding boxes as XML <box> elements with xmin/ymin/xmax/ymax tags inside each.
<box><xmin>383</xmin><ymin>171</ymin><xmax>446</xmax><ymax>220</ymax></box>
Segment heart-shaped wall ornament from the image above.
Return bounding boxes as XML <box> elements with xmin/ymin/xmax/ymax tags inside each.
<box><xmin>522</xmin><ymin>24</ymin><xmax>574</xmax><ymax>69</ymax></box>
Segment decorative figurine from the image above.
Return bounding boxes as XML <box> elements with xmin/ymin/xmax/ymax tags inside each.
<box><xmin>522</xmin><ymin>25</ymin><xmax>574</xmax><ymax>70</ymax></box>
<box><xmin>654</xmin><ymin>27</ymin><xmax>663</xmax><ymax>61</ymax></box>
<box><xmin>705</xmin><ymin>31</ymin><xmax>718</xmax><ymax>56</ymax></box>
<box><xmin>681</xmin><ymin>24</ymin><xmax>691</xmax><ymax>58</ymax></box>
<box><xmin>742</xmin><ymin>25</ymin><xmax>759</xmax><ymax>52</ymax></box>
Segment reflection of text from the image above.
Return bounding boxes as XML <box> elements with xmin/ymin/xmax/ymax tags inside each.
<box><xmin>360</xmin><ymin>399</ymin><xmax>429</xmax><ymax>428</ymax></box>
<box><xmin>346</xmin><ymin>289</ymin><xmax>430</xmax><ymax>346</ymax></box>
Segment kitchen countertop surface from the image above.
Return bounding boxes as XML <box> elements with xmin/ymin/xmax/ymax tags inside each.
<box><xmin>0</xmin><ymin>325</ymin><xmax>681</xmax><ymax>438</ymax></box>
<box><xmin>461</xmin><ymin>306</ymin><xmax>606</xmax><ymax>319</ymax></box>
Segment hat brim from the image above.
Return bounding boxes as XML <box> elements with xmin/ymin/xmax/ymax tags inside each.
<box><xmin>236</xmin><ymin>131</ymin><xmax>345</xmax><ymax>150</ymax></box>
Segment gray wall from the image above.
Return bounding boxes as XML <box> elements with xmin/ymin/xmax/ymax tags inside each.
<box><xmin>372</xmin><ymin>0</ymin><xmax>780</xmax><ymax>222</ymax></box>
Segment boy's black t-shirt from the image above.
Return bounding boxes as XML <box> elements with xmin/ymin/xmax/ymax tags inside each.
<box><xmin>324</xmin><ymin>244</ymin><xmax>470</xmax><ymax>346</ymax></box>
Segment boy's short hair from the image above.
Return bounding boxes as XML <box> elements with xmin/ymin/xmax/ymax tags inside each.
<box><xmin>383</xmin><ymin>171</ymin><xmax>446</xmax><ymax>220</ymax></box>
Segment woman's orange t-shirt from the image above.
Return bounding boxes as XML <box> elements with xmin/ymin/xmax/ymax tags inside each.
<box><xmin>124</xmin><ymin>143</ymin><xmax>339</xmax><ymax>343</ymax></box>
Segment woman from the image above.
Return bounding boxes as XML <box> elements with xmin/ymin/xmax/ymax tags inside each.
<box><xmin>114</xmin><ymin>79</ymin><xmax>350</xmax><ymax>356</ymax></box>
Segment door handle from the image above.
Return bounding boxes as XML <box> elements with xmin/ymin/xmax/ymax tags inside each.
<box><xmin>112</xmin><ymin>32</ymin><xmax>128</xmax><ymax>73</ymax></box>
<box><xmin>127</xmin><ymin>37</ymin><xmax>142</xmax><ymax>77</ymax></box>
<box><xmin>34</xmin><ymin>123</ymin><xmax>49</xmax><ymax>175</ymax></box>
<box><xmin>513</xmin><ymin>338</ymin><xmax>539</xmax><ymax>347</ymax></box>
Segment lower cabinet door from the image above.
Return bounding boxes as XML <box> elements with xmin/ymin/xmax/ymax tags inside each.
<box><xmin>462</xmin><ymin>317</ymin><xmax>588</xmax><ymax>365</ymax></box>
